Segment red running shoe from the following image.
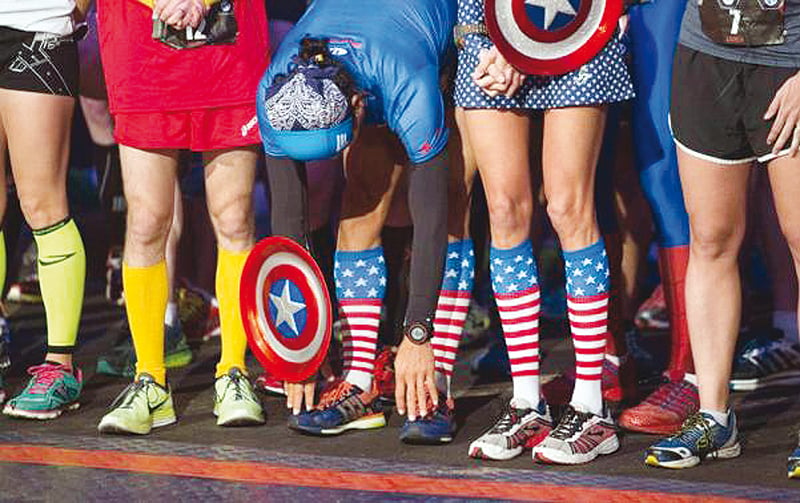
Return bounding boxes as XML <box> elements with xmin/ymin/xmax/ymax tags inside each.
<box><xmin>373</xmin><ymin>346</ymin><xmax>396</xmax><ymax>403</ymax></box>
<box><xmin>635</xmin><ymin>283</ymin><xmax>669</xmax><ymax>331</ymax></box>
<box><xmin>618</xmin><ymin>378</ymin><xmax>699</xmax><ymax>435</ymax></box>
<box><xmin>254</xmin><ymin>371</ymin><xmax>286</xmax><ymax>396</ymax></box>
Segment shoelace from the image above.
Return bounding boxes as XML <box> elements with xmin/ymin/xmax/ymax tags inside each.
<box><xmin>27</xmin><ymin>365</ymin><xmax>68</xmax><ymax>395</ymax></box>
<box><xmin>318</xmin><ymin>380</ymin><xmax>354</xmax><ymax>409</ymax></box>
<box><xmin>672</xmin><ymin>412</ymin><xmax>714</xmax><ymax>450</ymax></box>
<box><xmin>110</xmin><ymin>379</ymin><xmax>149</xmax><ymax>410</ymax></box>
<box><xmin>225</xmin><ymin>372</ymin><xmax>246</xmax><ymax>401</ymax></box>
<box><xmin>491</xmin><ymin>406</ymin><xmax>524</xmax><ymax>434</ymax></box>
<box><xmin>550</xmin><ymin>407</ymin><xmax>590</xmax><ymax>441</ymax></box>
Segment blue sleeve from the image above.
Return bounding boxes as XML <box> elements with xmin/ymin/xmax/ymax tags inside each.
<box><xmin>386</xmin><ymin>67</ymin><xmax>449</xmax><ymax>164</ymax></box>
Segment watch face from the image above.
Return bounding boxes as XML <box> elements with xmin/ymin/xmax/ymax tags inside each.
<box><xmin>409</xmin><ymin>325</ymin><xmax>427</xmax><ymax>342</ymax></box>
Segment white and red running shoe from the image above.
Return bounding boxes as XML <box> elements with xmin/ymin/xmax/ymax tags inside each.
<box><xmin>468</xmin><ymin>398</ymin><xmax>553</xmax><ymax>461</ymax></box>
<box><xmin>533</xmin><ymin>405</ymin><xmax>619</xmax><ymax>465</ymax></box>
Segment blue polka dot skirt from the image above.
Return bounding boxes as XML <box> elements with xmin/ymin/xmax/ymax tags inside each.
<box><xmin>454</xmin><ymin>0</ymin><xmax>635</xmax><ymax>110</ymax></box>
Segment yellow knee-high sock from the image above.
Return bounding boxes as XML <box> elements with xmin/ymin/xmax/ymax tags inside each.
<box><xmin>123</xmin><ymin>261</ymin><xmax>168</xmax><ymax>385</ymax></box>
<box><xmin>216</xmin><ymin>247</ymin><xmax>250</xmax><ymax>377</ymax></box>
<box><xmin>33</xmin><ymin>218</ymin><xmax>86</xmax><ymax>355</ymax></box>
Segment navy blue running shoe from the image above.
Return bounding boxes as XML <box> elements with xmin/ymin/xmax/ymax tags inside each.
<box><xmin>288</xmin><ymin>380</ymin><xmax>385</xmax><ymax>436</ymax></box>
<box><xmin>645</xmin><ymin>410</ymin><xmax>741</xmax><ymax>469</ymax></box>
<box><xmin>788</xmin><ymin>439</ymin><xmax>800</xmax><ymax>479</ymax></box>
<box><xmin>399</xmin><ymin>396</ymin><xmax>455</xmax><ymax>445</ymax></box>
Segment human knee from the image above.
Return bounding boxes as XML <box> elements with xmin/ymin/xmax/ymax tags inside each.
<box><xmin>126</xmin><ymin>205</ymin><xmax>172</xmax><ymax>250</ymax></box>
<box><xmin>19</xmin><ymin>193</ymin><xmax>68</xmax><ymax>230</ymax></box>
<box><xmin>487</xmin><ymin>193</ymin><xmax>532</xmax><ymax>237</ymax></box>
<box><xmin>210</xmin><ymin>202</ymin><xmax>253</xmax><ymax>250</ymax></box>
<box><xmin>689</xmin><ymin>222</ymin><xmax>743</xmax><ymax>262</ymax></box>
<box><xmin>545</xmin><ymin>195</ymin><xmax>593</xmax><ymax>239</ymax></box>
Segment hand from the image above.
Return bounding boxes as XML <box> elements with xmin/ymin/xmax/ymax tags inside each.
<box><xmin>394</xmin><ymin>338</ymin><xmax>438</xmax><ymax>421</ymax></box>
<box><xmin>153</xmin><ymin>0</ymin><xmax>206</xmax><ymax>29</ymax></box>
<box><xmin>472</xmin><ymin>46</ymin><xmax>525</xmax><ymax>99</ymax></box>
<box><xmin>765</xmin><ymin>71</ymin><xmax>800</xmax><ymax>157</ymax></box>
<box><xmin>285</xmin><ymin>379</ymin><xmax>316</xmax><ymax>415</ymax></box>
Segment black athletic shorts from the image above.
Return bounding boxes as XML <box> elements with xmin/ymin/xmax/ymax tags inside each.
<box><xmin>0</xmin><ymin>26</ymin><xmax>78</xmax><ymax>97</ymax></box>
<box><xmin>671</xmin><ymin>44</ymin><xmax>797</xmax><ymax>164</ymax></box>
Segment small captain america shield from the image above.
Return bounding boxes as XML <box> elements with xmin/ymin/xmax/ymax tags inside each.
<box><xmin>240</xmin><ymin>236</ymin><xmax>332</xmax><ymax>382</ymax></box>
<box><xmin>485</xmin><ymin>0</ymin><xmax>623</xmax><ymax>76</ymax></box>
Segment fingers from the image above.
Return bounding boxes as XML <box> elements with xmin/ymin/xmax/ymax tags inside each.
<box><xmin>405</xmin><ymin>377</ymin><xmax>418</xmax><ymax>421</ymax></box>
<box><xmin>425</xmin><ymin>374</ymin><xmax>439</xmax><ymax>413</ymax></box>
<box><xmin>416</xmin><ymin>374</ymin><xmax>427</xmax><ymax>419</ymax></box>
<box><xmin>765</xmin><ymin>89</ymin><xmax>783</xmax><ymax>121</ymax></box>
<box><xmin>773</xmin><ymin>117</ymin><xmax>795</xmax><ymax>155</ymax></box>
<box><xmin>395</xmin><ymin>376</ymin><xmax>407</xmax><ymax>416</ymax></box>
<box><xmin>486</xmin><ymin>61</ymin><xmax>506</xmax><ymax>86</ymax></box>
<box><xmin>768</xmin><ymin>106</ymin><xmax>787</xmax><ymax>149</ymax></box>
<box><xmin>304</xmin><ymin>382</ymin><xmax>315</xmax><ymax>412</ymax></box>
<box><xmin>473</xmin><ymin>48</ymin><xmax>492</xmax><ymax>80</ymax></box>
<box><xmin>505</xmin><ymin>71</ymin><xmax>524</xmax><ymax>98</ymax></box>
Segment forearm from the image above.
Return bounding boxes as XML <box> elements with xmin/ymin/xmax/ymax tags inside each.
<box><xmin>405</xmin><ymin>150</ymin><xmax>449</xmax><ymax>325</ymax></box>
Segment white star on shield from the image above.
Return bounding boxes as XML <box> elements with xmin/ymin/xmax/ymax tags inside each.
<box><xmin>269</xmin><ymin>281</ymin><xmax>306</xmax><ymax>336</ymax></box>
<box><xmin>525</xmin><ymin>0</ymin><xmax>577</xmax><ymax>30</ymax></box>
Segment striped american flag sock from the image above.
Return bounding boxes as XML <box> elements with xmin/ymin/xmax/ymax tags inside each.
<box><xmin>564</xmin><ymin>239</ymin><xmax>610</xmax><ymax>415</ymax></box>
<box><xmin>334</xmin><ymin>247</ymin><xmax>386</xmax><ymax>391</ymax></box>
<box><xmin>490</xmin><ymin>239</ymin><xmax>541</xmax><ymax>407</ymax></box>
<box><xmin>433</xmin><ymin>239</ymin><xmax>475</xmax><ymax>396</ymax></box>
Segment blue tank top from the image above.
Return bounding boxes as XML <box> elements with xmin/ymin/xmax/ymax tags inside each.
<box><xmin>260</xmin><ymin>0</ymin><xmax>456</xmax><ymax>163</ymax></box>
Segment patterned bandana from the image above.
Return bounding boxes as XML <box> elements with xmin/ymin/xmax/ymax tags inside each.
<box><xmin>265</xmin><ymin>61</ymin><xmax>350</xmax><ymax>132</ymax></box>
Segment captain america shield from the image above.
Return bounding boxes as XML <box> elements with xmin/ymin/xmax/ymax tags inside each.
<box><xmin>240</xmin><ymin>236</ymin><xmax>332</xmax><ymax>382</ymax></box>
<box><xmin>485</xmin><ymin>0</ymin><xmax>623</xmax><ymax>75</ymax></box>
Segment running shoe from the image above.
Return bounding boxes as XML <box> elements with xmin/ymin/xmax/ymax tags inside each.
<box><xmin>288</xmin><ymin>379</ymin><xmax>385</xmax><ymax>435</ymax></box>
<box><xmin>729</xmin><ymin>336</ymin><xmax>800</xmax><ymax>391</ymax></box>
<box><xmin>374</xmin><ymin>346</ymin><xmax>396</xmax><ymax>403</ymax></box>
<box><xmin>533</xmin><ymin>405</ymin><xmax>619</xmax><ymax>465</ymax></box>
<box><xmin>96</xmin><ymin>321</ymin><xmax>192</xmax><ymax>378</ymax></box>
<box><xmin>203</xmin><ymin>297</ymin><xmax>221</xmax><ymax>341</ymax></box>
<box><xmin>177</xmin><ymin>285</ymin><xmax>219</xmax><ymax>344</ymax></box>
<box><xmin>105</xmin><ymin>246</ymin><xmax>124</xmax><ymax>306</ymax></box>
<box><xmin>254</xmin><ymin>371</ymin><xmax>286</xmax><ymax>396</ymax></box>
<box><xmin>635</xmin><ymin>283</ymin><xmax>668</xmax><ymax>331</ymax></box>
<box><xmin>600</xmin><ymin>356</ymin><xmax>638</xmax><ymax>404</ymax></box>
<box><xmin>214</xmin><ymin>367</ymin><xmax>265</xmax><ymax>426</ymax></box>
<box><xmin>469</xmin><ymin>398</ymin><xmax>553</xmax><ymax>460</ymax></box>
<box><xmin>3</xmin><ymin>363</ymin><xmax>82</xmax><ymax>419</ymax></box>
<box><xmin>399</xmin><ymin>395</ymin><xmax>455</xmax><ymax>445</ymax></box>
<box><xmin>788</xmin><ymin>434</ymin><xmax>800</xmax><ymax>479</ymax></box>
<box><xmin>6</xmin><ymin>279</ymin><xmax>42</xmax><ymax>304</ymax></box>
<box><xmin>98</xmin><ymin>373</ymin><xmax>176</xmax><ymax>435</ymax></box>
<box><xmin>619</xmin><ymin>378</ymin><xmax>699</xmax><ymax>435</ymax></box>
<box><xmin>645</xmin><ymin>411</ymin><xmax>741</xmax><ymax>469</ymax></box>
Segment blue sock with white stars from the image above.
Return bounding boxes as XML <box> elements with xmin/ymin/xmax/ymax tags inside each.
<box><xmin>334</xmin><ymin>247</ymin><xmax>387</xmax><ymax>391</ymax></box>
<box><xmin>563</xmin><ymin>239</ymin><xmax>609</xmax><ymax>415</ymax></box>
<box><xmin>490</xmin><ymin>239</ymin><xmax>541</xmax><ymax>407</ymax></box>
<box><xmin>433</xmin><ymin>239</ymin><xmax>475</xmax><ymax>395</ymax></box>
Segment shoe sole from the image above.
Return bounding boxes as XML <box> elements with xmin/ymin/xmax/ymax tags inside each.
<box><xmin>214</xmin><ymin>409</ymin><xmax>266</xmax><ymax>427</ymax></box>
<box><xmin>291</xmin><ymin>413</ymin><xmax>386</xmax><ymax>436</ymax></box>
<box><xmin>730</xmin><ymin>371</ymin><xmax>800</xmax><ymax>391</ymax></box>
<box><xmin>788</xmin><ymin>465</ymin><xmax>800</xmax><ymax>479</ymax></box>
<box><xmin>3</xmin><ymin>401</ymin><xmax>79</xmax><ymax>420</ymax></box>
<box><xmin>619</xmin><ymin>421</ymin><xmax>684</xmax><ymax>436</ymax></box>
<box><xmin>400</xmin><ymin>428</ymin><xmax>453</xmax><ymax>445</ymax></box>
<box><xmin>534</xmin><ymin>435</ymin><xmax>620</xmax><ymax>465</ymax></box>
<box><xmin>98</xmin><ymin>414</ymin><xmax>177</xmax><ymax>435</ymax></box>
<box><xmin>468</xmin><ymin>443</ymin><xmax>523</xmax><ymax>461</ymax></box>
<box><xmin>644</xmin><ymin>442</ymin><xmax>741</xmax><ymax>469</ymax></box>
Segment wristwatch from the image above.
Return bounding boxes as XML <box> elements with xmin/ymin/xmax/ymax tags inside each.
<box><xmin>403</xmin><ymin>320</ymin><xmax>433</xmax><ymax>345</ymax></box>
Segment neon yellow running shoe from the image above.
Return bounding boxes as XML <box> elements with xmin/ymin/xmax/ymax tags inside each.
<box><xmin>98</xmin><ymin>373</ymin><xmax>176</xmax><ymax>435</ymax></box>
<box><xmin>213</xmin><ymin>367</ymin><xmax>265</xmax><ymax>426</ymax></box>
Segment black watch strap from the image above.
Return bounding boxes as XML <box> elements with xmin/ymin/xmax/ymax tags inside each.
<box><xmin>404</xmin><ymin>320</ymin><xmax>433</xmax><ymax>345</ymax></box>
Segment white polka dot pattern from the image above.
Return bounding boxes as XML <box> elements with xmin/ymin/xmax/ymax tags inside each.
<box><xmin>454</xmin><ymin>0</ymin><xmax>635</xmax><ymax>110</ymax></box>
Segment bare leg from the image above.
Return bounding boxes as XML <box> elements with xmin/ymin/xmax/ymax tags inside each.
<box><xmin>678</xmin><ymin>149</ymin><xmax>750</xmax><ymax>412</ymax></box>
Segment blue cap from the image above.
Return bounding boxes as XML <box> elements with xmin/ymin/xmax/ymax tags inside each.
<box><xmin>261</xmin><ymin>115</ymin><xmax>353</xmax><ymax>161</ymax></box>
